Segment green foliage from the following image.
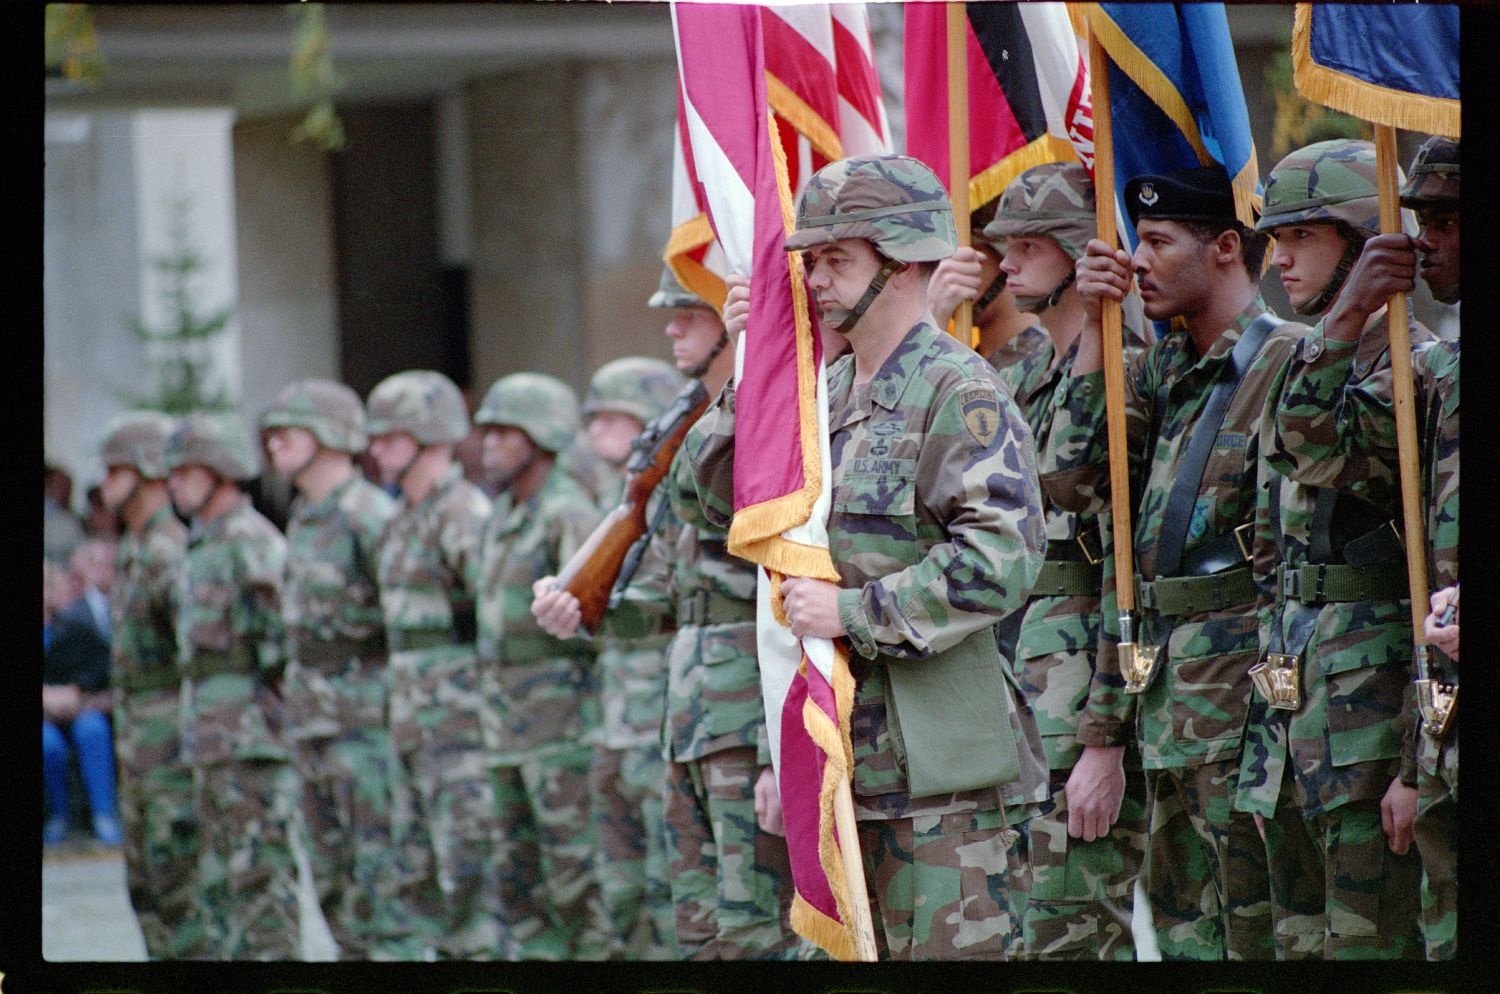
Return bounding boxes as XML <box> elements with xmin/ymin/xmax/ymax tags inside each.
<box><xmin>45</xmin><ymin>4</ymin><xmax>106</xmax><ymax>86</ymax></box>
<box><xmin>121</xmin><ymin>197</ymin><xmax>236</xmax><ymax>415</ymax></box>
<box><xmin>289</xmin><ymin>5</ymin><xmax>347</xmax><ymax>151</ymax></box>
<box><xmin>1265</xmin><ymin>50</ymin><xmax>1367</xmax><ymax>160</ymax></box>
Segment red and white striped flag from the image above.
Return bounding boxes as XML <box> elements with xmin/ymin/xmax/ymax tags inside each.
<box><xmin>670</xmin><ymin>1</ymin><xmax>888</xmax><ymax>961</ymax></box>
<box><xmin>905</xmin><ymin>1</ymin><xmax>1094</xmax><ymax>209</ymax></box>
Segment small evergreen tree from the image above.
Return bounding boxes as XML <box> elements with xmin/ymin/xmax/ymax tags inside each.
<box><xmin>121</xmin><ymin>196</ymin><xmax>236</xmax><ymax>414</ymax></box>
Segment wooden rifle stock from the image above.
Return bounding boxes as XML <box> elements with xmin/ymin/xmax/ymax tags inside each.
<box><xmin>556</xmin><ymin>379</ymin><xmax>710</xmax><ymax>634</ymax></box>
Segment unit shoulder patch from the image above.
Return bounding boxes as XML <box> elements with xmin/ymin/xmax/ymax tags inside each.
<box><xmin>959</xmin><ymin>386</ymin><xmax>1001</xmax><ymax>448</ymax></box>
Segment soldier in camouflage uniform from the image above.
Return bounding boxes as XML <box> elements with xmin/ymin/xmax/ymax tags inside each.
<box><xmin>165</xmin><ymin>412</ymin><xmax>300</xmax><ymax>960</ymax></box>
<box><xmin>365</xmin><ymin>369</ymin><xmax>500</xmax><ymax>960</ymax></box>
<box><xmin>1041</xmin><ymin>165</ymin><xmax>1299</xmax><ymax>959</ymax></box>
<box><xmin>689</xmin><ymin>153</ymin><xmax>1051</xmax><ymax>960</ymax></box>
<box><xmin>472</xmin><ymin>373</ymin><xmax>610</xmax><ymax>960</ymax></box>
<box><xmin>1269</xmin><ymin>137</ymin><xmax>1459</xmax><ymax>960</ymax></box>
<box><xmin>926</xmin><ymin>199</ymin><xmax>1047</xmax><ymax>371</ymax></box>
<box><xmin>579</xmin><ymin>355</ymin><xmax>684</xmax><ymax>959</ymax></box>
<box><xmin>261</xmin><ymin>379</ymin><xmax>396</xmax><ymax>959</ymax></box>
<box><xmin>1231</xmin><ymin>140</ymin><xmax>1426</xmax><ymax>959</ymax></box>
<box><xmin>534</xmin><ymin>267</ymin><xmax>801</xmax><ymax>960</ymax></box>
<box><xmin>981</xmin><ymin>163</ymin><xmax>1150</xmax><ymax>960</ymax></box>
<box><xmin>98</xmin><ymin>411</ymin><xmax>201</xmax><ymax>959</ymax></box>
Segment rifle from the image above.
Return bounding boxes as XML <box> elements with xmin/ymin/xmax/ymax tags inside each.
<box><xmin>555</xmin><ymin>378</ymin><xmax>710</xmax><ymax>635</ymax></box>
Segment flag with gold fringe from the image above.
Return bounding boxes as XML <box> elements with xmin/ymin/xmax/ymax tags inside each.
<box><xmin>1087</xmin><ymin>2</ymin><xmax>1261</xmax><ymax>248</ymax></box>
<box><xmin>670</xmin><ymin>0</ymin><xmax>889</xmax><ymax>961</ymax></box>
<box><xmin>905</xmin><ymin>1</ymin><xmax>1095</xmax><ymax>212</ymax></box>
<box><xmin>1291</xmin><ymin>2</ymin><xmax>1459</xmax><ymax>138</ymax></box>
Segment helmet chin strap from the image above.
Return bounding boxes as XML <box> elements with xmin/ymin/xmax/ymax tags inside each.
<box><xmin>391</xmin><ymin>446</ymin><xmax>424</xmax><ymax>494</ymax></box>
<box><xmin>178</xmin><ymin>474</ymin><xmax>224</xmax><ymax>520</ymax></box>
<box><xmin>285</xmin><ymin>445</ymin><xmax>321</xmax><ymax>488</ymax></box>
<box><xmin>1296</xmin><ymin>238</ymin><xmax>1364</xmax><ymax>317</ymax></box>
<box><xmin>826</xmin><ymin>256</ymin><xmax>906</xmax><ymax>334</ymax></box>
<box><xmin>684</xmin><ymin>330</ymin><xmax>731</xmax><ymax>380</ymax></box>
<box><xmin>1015</xmin><ymin>269</ymin><xmax>1075</xmax><ymax>314</ymax></box>
<box><xmin>973</xmin><ymin>270</ymin><xmax>1008</xmax><ymax>316</ymax></box>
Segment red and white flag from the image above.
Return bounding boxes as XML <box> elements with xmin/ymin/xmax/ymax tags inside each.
<box><xmin>905</xmin><ymin>1</ymin><xmax>1093</xmax><ymax>209</ymax></box>
<box><xmin>670</xmin><ymin>1</ymin><xmax>888</xmax><ymax>961</ymax></box>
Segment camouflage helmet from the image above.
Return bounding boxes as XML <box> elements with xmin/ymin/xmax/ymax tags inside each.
<box><xmin>165</xmin><ymin>411</ymin><xmax>259</xmax><ymax>481</ymax></box>
<box><xmin>982</xmin><ymin>162</ymin><xmax>1098</xmax><ymax>260</ymax></box>
<box><xmin>99</xmin><ymin>410</ymin><xmax>175</xmax><ymax>479</ymax></box>
<box><xmin>474</xmin><ymin>372</ymin><xmax>581</xmax><ymax>453</ymax></box>
<box><xmin>261</xmin><ymin>378</ymin><xmax>368</xmax><ymax>452</ymax></box>
<box><xmin>1400</xmin><ymin>136</ymin><xmax>1459</xmax><ymax>207</ymax></box>
<box><xmin>366</xmin><ymin>370</ymin><xmax>469</xmax><ymax>445</ymax></box>
<box><xmin>1256</xmin><ymin>139</ymin><xmax>1383</xmax><ymax>241</ymax></box>
<box><xmin>647</xmin><ymin>266</ymin><xmax>710</xmax><ymax>310</ymax></box>
<box><xmin>783</xmin><ymin>153</ymin><xmax>958</xmax><ymax>262</ymax></box>
<box><xmin>582</xmin><ymin>357</ymin><xmax>684</xmax><ymax>425</ymax></box>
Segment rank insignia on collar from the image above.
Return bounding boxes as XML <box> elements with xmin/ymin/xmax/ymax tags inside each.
<box><xmin>960</xmin><ymin>388</ymin><xmax>1000</xmax><ymax>448</ymax></box>
<box><xmin>1137</xmin><ymin>182</ymin><xmax>1158</xmax><ymax>207</ymax></box>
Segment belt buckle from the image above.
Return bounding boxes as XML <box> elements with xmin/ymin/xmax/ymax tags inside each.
<box><xmin>1076</xmin><ymin>532</ymin><xmax>1104</xmax><ymax>567</ymax></box>
<box><xmin>1416</xmin><ymin>678</ymin><xmax>1458</xmax><ymax>738</ymax></box>
<box><xmin>1233</xmin><ymin>521</ymin><xmax>1255</xmax><ymax>562</ymax></box>
<box><xmin>1249</xmin><ymin>651</ymin><xmax>1302</xmax><ymax>710</ymax></box>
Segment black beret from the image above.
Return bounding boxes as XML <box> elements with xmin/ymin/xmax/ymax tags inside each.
<box><xmin>1125</xmin><ymin>165</ymin><xmax>1240</xmax><ymax>227</ymax></box>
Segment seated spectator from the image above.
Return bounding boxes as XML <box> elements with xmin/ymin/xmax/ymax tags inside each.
<box><xmin>43</xmin><ymin>553</ymin><xmax>121</xmax><ymax>846</ymax></box>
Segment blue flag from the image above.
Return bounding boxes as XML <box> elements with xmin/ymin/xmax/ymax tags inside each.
<box><xmin>1090</xmin><ymin>3</ymin><xmax>1259</xmax><ymax>249</ymax></box>
<box><xmin>1292</xmin><ymin>3</ymin><xmax>1459</xmax><ymax>138</ymax></box>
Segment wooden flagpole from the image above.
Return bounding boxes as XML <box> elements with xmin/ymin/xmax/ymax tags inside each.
<box><xmin>833</xmin><ymin>776</ymin><xmax>879</xmax><ymax>960</ymax></box>
<box><xmin>947</xmin><ymin>3</ymin><xmax>972</xmax><ymax>343</ymax></box>
<box><xmin>1372</xmin><ymin>124</ymin><xmax>1431</xmax><ymax>643</ymax></box>
<box><xmin>1086</xmin><ymin>22</ymin><xmax>1138</xmax><ymax>622</ymax></box>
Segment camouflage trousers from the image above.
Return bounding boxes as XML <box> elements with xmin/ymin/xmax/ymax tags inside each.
<box><xmin>1021</xmin><ymin>766</ymin><xmax>1146</xmax><ymax>960</ymax></box>
<box><xmin>1414</xmin><ymin>730</ymin><xmax>1457</xmax><ymax>960</ymax></box>
<box><xmin>115</xmin><ymin>693</ymin><xmax>205</xmax><ymax>959</ymax></box>
<box><xmin>375</xmin><ymin>740</ymin><xmax>505</xmax><ymax>960</ymax></box>
<box><xmin>193</xmin><ymin>759</ymin><xmax>302</xmax><ymax>960</ymax></box>
<box><xmin>664</xmin><ymin>746</ymin><xmax>800</xmax><ymax>960</ymax></box>
<box><xmin>290</xmin><ymin>728</ymin><xmax>393</xmax><ymax>959</ymax></box>
<box><xmin>857</xmin><ymin>805</ymin><xmax>1033</xmax><ymax>960</ymax></box>
<box><xmin>1260</xmin><ymin>775</ymin><xmax>1423</xmax><ymax>959</ymax></box>
<box><xmin>590</xmin><ymin>742</ymin><xmax>676</xmax><ymax>959</ymax></box>
<box><xmin>490</xmin><ymin>744</ymin><xmax>611</xmax><ymax>961</ymax></box>
<box><xmin>1145</xmin><ymin>758</ymin><xmax>1275</xmax><ymax>960</ymax></box>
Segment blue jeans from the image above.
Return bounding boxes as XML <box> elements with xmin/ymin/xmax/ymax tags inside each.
<box><xmin>42</xmin><ymin>710</ymin><xmax>118</xmax><ymax>821</ymax></box>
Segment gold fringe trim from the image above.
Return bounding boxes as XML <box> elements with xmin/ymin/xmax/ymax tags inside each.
<box><xmin>767</xmin><ymin>71</ymin><xmax>844</xmax><ymax>162</ymax></box>
<box><xmin>970</xmin><ymin>133</ymin><xmax>1080</xmax><ymax>214</ymax></box>
<box><xmin>789</xmin><ymin>642</ymin><xmax>862</xmax><ymax>959</ymax></box>
<box><xmin>663</xmin><ymin>214</ymin><xmax>728</xmax><ymax>314</ymax></box>
<box><xmin>725</xmin><ymin>104</ymin><xmax>841</xmax><ymax>584</ymax></box>
<box><xmin>729</xmin><ymin>509</ymin><xmax>840</xmax><ymax>581</ymax></box>
<box><xmin>792</xmin><ymin>894</ymin><xmax>856</xmax><ymax>962</ymax></box>
<box><xmin>1088</xmin><ymin>5</ymin><xmax>1213</xmax><ymax>165</ymax></box>
<box><xmin>1292</xmin><ymin>4</ymin><xmax>1459</xmax><ymax>138</ymax></box>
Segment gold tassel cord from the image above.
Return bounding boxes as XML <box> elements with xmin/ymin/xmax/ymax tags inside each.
<box><xmin>1291</xmin><ymin>5</ymin><xmax>1460</xmax><ymax>139</ymax></box>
